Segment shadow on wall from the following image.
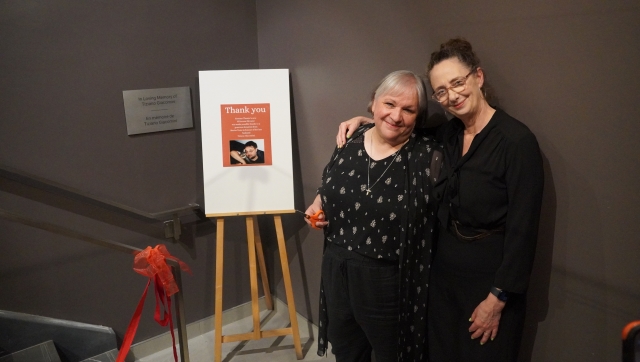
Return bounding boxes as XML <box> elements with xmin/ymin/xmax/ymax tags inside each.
<box><xmin>519</xmin><ymin>152</ymin><xmax>556</xmax><ymax>362</ymax></box>
<box><xmin>256</xmin><ymin>73</ymin><xmax>315</xmax><ymax>317</ymax></box>
<box><xmin>285</xmin><ymin>73</ymin><xmax>316</xmax><ymax>321</ymax></box>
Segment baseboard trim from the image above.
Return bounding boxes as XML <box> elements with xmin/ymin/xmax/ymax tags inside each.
<box><xmin>129</xmin><ymin>297</ymin><xmax>312</xmax><ymax>359</ymax></box>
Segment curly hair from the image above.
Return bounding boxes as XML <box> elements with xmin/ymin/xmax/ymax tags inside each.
<box><xmin>427</xmin><ymin>37</ymin><xmax>481</xmax><ymax>75</ymax></box>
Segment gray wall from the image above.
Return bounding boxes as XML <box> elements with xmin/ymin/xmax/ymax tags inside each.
<box><xmin>257</xmin><ymin>1</ymin><xmax>640</xmax><ymax>361</ymax></box>
<box><xmin>255</xmin><ymin>0</ymin><xmax>436</xmax><ymax>332</ymax></box>
<box><xmin>0</xmin><ymin>0</ymin><xmax>260</xmax><ymax>342</ymax></box>
<box><xmin>1</xmin><ymin>1</ymin><xmax>639</xmax><ymax>360</ymax></box>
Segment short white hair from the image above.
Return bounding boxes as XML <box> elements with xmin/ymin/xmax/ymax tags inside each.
<box><xmin>368</xmin><ymin>70</ymin><xmax>427</xmax><ymax>119</ymax></box>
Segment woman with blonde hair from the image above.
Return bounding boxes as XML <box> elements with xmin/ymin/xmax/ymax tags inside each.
<box><xmin>337</xmin><ymin>38</ymin><xmax>544</xmax><ymax>361</ymax></box>
<box><xmin>306</xmin><ymin>70</ymin><xmax>442</xmax><ymax>361</ymax></box>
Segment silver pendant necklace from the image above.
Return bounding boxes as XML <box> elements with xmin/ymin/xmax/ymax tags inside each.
<box><xmin>366</xmin><ymin>132</ymin><xmax>401</xmax><ymax>196</ymax></box>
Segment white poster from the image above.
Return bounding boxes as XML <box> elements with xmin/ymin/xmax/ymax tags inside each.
<box><xmin>199</xmin><ymin>69</ymin><xmax>294</xmax><ymax>216</ymax></box>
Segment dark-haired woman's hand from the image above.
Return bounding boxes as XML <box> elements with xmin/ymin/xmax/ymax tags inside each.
<box><xmin>468</xmin><ymin>293</ymin><xmax>505</xmax><ymax>345</ymax></box>
<box><xmin>336</xmin><ymin>116</ymin><xmax>372</xmax><ymax>148</ymax></box>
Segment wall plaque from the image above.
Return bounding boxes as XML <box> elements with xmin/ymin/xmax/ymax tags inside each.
<box><xmin>123</xmin><ymin>86</ymin><xmax>193</xmax><ymax>135</ymax></box>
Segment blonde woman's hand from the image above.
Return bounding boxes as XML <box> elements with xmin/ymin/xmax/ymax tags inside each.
<box><xmin>304</xmin><ymin>194</ymin><xmax>328</xmax><ymax>229</ymax></box>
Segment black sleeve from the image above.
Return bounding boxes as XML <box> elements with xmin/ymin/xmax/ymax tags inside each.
<box><xmin>414</xmin><ymin>125</ymin><xmax>440</xmax><ymax>140</ymax></box>
<box><xmin>317</xmin><ymin>146</ymin><xmax>341</xmax><ymax>195</ymax></box>
<box><xmin>430</xmin><ymin>148</ymin><xmax>444</xmax><ymax>184</ymax></box>
<box><xmin>318</xmin><ymin>124</ymin><xmax>370</xmax><ymax>195</ymax></box>
<box><xmin>493</xmin><ymin>132</ymin><xmax>544</xmax><ymax>293</ymax></box>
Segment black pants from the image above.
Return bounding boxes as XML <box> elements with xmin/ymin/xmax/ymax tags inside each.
<box><xmin>321</xmin><ymin>243</ymin><xmax>399</xmax><ymax>362</ymax></box>
<box><xmin>428</xmin><ymin>230</ymin><xmax>526</xmax><ymax>362</ymax></box>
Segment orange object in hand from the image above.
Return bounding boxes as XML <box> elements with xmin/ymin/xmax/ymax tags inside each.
<box><xmin>296</xmin><ymin>209</ymin><xmax>325</xmax><ymax>229</ymax></box>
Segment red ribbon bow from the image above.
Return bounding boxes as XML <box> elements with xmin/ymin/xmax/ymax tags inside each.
<box><xmin>117</xmin><ymin>245</ymin><xmax>192</xmax><ymax>362</ymax></box>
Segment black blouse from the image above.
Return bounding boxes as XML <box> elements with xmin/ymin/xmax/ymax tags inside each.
<box><xmin>316</xmin><ymin>124</ymin><xmax>443</xmax><ymax>361</ymax></box>
<box><xmin>319</xmin><ymin>131</ymin><xmax>406</xmax><ymax>261</ymax></box>
<box><xmin>434</xmin><ymin>108</ymin><xmax>544</xmax><ymax>293</ymax></box>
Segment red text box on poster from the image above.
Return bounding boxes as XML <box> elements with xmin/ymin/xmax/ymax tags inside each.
<box><xmin>220</xmin><ymin>103</ymin><xmax>272</xmax><ymax>167</ymax></box>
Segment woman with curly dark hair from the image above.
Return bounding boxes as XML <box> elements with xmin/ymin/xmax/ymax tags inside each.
<box><xmin>337</xmin><ymin>38</ymin><xmax>544</xmax><ymax>362</ymax></box>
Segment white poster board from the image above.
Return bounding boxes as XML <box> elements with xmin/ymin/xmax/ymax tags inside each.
<box><xmin>199</xmin><ymin>69</ymin><xmax>295</xmax><ymax>217</ymax></box>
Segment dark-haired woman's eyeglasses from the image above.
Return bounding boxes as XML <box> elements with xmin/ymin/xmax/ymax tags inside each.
<box><xmin>431</xmin><ymin>69</ymin><xmax>476</xmax><ymax>103</ymax></box>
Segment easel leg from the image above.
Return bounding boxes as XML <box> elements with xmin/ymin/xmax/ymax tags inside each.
<box><xmin>273</xmin><ymin>215</ymin><xmax>303</xmax><ymax>359</ymax></box>
<box><xmin>214</xmin><ymin>218</ymin><xmax>224</xmax><ymax>362</ymax></box>
<box><xmin>252</xmin><ymin>215</ymin><xmax>273</xmax><ymax>310</ymax></box>
<box><xmin>246</xmin><ymin>216</ymin><xmax>261</xmax><ymax>339</ymax></box>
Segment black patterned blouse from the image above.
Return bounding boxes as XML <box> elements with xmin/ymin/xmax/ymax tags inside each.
<box><xmin>316</xmin><ymin>124</ymin><xmax>443</xmax><ymax>361</ymax></box>
<box><xmin>319</xmin><ymin>130</ymin><xmax>406</xmax><ymax>261</ymax></box>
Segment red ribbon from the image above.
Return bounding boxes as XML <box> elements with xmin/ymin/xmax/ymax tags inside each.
<box><xmin>117</xmin><ymin>245</ymin><xmax>192</xmax><ymax>362</ymax></box>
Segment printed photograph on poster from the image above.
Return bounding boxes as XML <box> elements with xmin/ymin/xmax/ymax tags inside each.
<box><xmin>220</xmin><ymin>103</ymin><xmax>272</xmax><ymax>167</ymax></box>
<box><xmin>229</xmin><ymin>139</ymin><xmax>265</xmax><ymax>165</ymax></box>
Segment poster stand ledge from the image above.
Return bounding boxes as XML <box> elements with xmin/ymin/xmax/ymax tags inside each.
<box><xmin>206</xmin><ymin>209</ymin><xmax>295</xmax><ymax>218</ymax></box>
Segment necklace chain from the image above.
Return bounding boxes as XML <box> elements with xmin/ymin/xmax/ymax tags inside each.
<box><xmin>366</xmin><ymin>132</ymin><xmax>401</xmax><ymax>196</ymax></box>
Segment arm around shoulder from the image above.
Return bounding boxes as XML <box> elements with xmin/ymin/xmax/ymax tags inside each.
<box><xmin>336</xmin><ymin>116</ymin><xmax>373</xmax><ymax>148</ymax></box>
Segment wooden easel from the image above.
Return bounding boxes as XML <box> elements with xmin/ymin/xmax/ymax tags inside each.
<box><xmin>213</xmin><ymin>213</ymin><xmax>302</xmax><ymax>362</ymax></box>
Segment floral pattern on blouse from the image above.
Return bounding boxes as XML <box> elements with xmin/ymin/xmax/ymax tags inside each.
<box><xmin>319</xmin><ymin>131</ymin><xmax>406</xmax><ymax>261</ymax></box>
